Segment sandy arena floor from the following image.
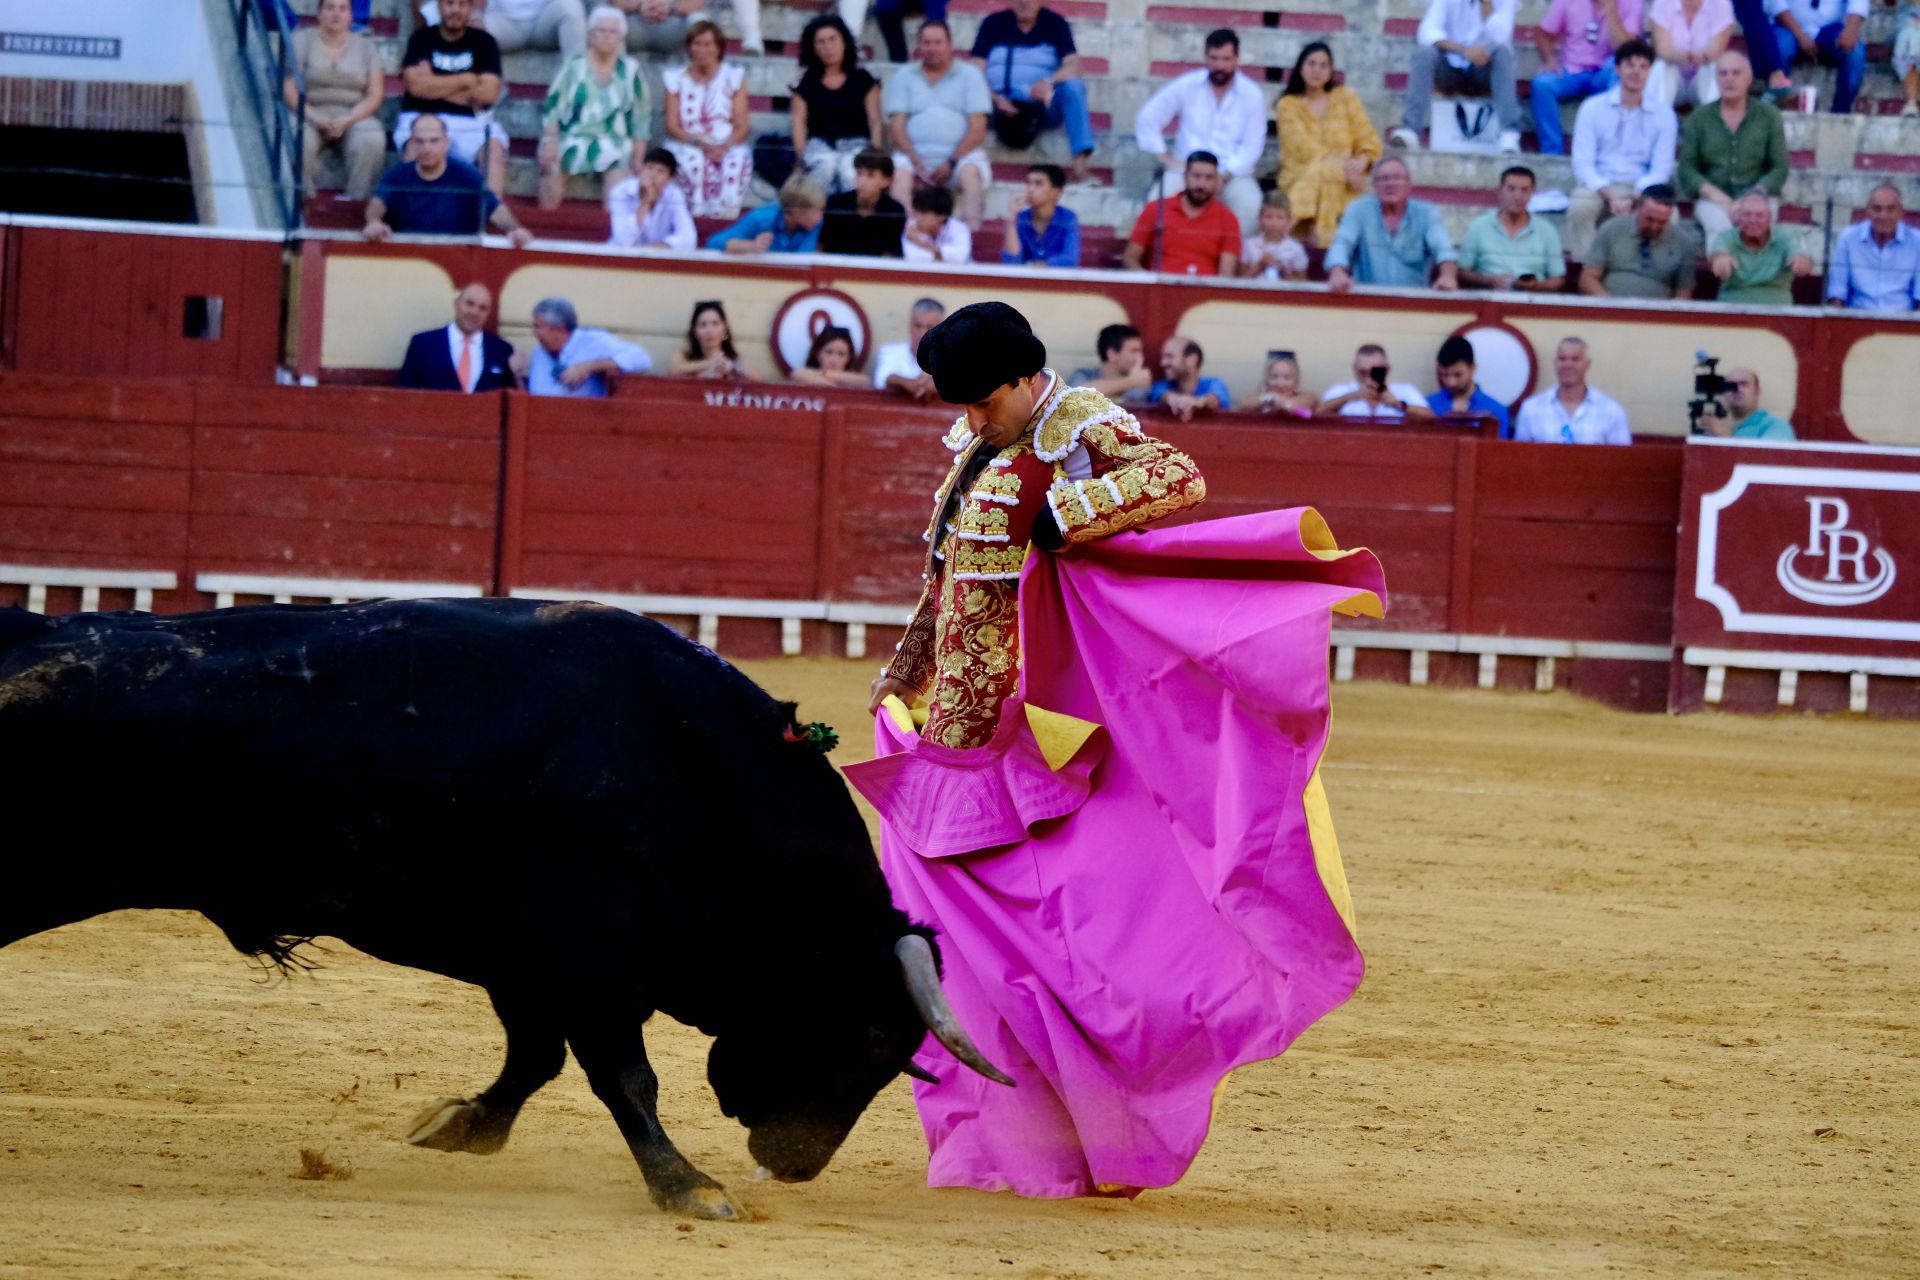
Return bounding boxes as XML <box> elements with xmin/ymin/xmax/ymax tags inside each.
<box><xmin>2</xmin><ymin>661</ymin><xmax>1915</xmax><ymax>1279</ymax></box>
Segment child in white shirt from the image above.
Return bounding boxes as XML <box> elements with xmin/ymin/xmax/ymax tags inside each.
<box><xmin>902</xmin><ymin>185</ymin><xmax>973</xmax><ymax>264</ymax></box>
<box><xmin>1240</xmin><ymin>191</ymin><xmax>1310</xmax><ymax>281</ymax></box>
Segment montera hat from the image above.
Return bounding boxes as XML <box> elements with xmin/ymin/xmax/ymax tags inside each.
<box><xmin>916</xmin><ymin>301</ymin><xmax>1047</xmax><ymax>405</ymax></box>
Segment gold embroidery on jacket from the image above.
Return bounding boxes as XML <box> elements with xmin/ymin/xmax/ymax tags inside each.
<box><xmin>901</xmin><ymin>385</ymin><xmax>1207</xmax><ymax>750</ymax></box>
<box><xmin>1047</xmin><ymin>419</ymin><xmax>1206</xmax><ymax>543</ymax></box>
<box><xmin>924</xmin><ymin>580</ymin><xmax>1022</xmax><ymax>748</ymax></box>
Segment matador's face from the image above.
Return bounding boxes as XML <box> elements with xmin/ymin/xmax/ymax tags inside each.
<box><xmin>964</xmin><ymin>371</ymin><xmax>1050</xmax><ymax>447</ymax></box>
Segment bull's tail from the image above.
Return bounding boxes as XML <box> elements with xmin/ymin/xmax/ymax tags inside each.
<box><xmin>215</xmin><ymin>921</ymin><xmax>326</xmax><ymax>978</ymax></box>
<box><xmin>0</xmin><ymin>606</ymin><xmax>50</xmax><ymax>656</ymax></box>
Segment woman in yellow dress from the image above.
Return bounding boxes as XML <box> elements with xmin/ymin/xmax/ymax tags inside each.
<box><xmin>1274</xmin><ymin>41</ymin><xmax>1382</xmax><ymax>249</ymax></box>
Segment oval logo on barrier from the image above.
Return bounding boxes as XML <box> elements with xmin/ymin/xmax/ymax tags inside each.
<box><xmin>769</xmin><ymin>288</ymin><xmax>871</xmax><ymax>376</ymax></box>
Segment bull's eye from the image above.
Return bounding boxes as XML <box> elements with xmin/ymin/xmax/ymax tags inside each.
<box><xmin>867</xmin><ymin>1027</ymin><xmax>891</xmax><ymax>1060</ymax></box>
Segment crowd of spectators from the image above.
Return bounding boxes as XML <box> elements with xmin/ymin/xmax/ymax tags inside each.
<box><xmin>311</xmin><ymin>0</ymin><xmax>1920</xmax><ymax>316</ymax></box>
<box><xmin>319</xmin><ymin>0</ymin><xmax>1899</xmax><ymax>442</ymax></box>
<box><xmin>396</xmin><ymin>279</ymin><xmax>1821</xmax><ymax>451</ymax></box>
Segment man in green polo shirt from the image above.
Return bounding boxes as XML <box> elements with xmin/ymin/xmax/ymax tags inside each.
<box><xmin>1676</xmin><ymin>51</ymin><xmax>1789</xmax><ymax>248</ymax></box>
<box><xmin>1457</xmin><ymin>165</ymin><xmax>1567</xmax><ymax>292</ymax></box>
<box><xmin>1708</xmin><ymin>190</ymin><xmax>1813</xmax><ymax>305</ymax></box>
<box><xmin>1705</xmin><ymin>367</ymin><xmax>1795</xmax><ymax>440</ymax></box>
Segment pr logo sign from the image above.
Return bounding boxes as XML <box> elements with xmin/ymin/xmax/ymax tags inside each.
<box><xmin>1693</xmin><ymin>463</ymin><xmax>1920</xmax><ymax>645</ymax></box>
<box><xmin>1775</xmin><ymin>497</ymin><xmax>1897</xmax><ymax>607</ymax></box>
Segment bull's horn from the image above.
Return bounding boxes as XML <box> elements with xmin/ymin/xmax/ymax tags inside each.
<box><xmin>902</xmin><ymin>1061</ymin><xmax>942</xmax><ymax>1085</ymax></box>
<box><xmin>894</xmin><ymin>935</ymin><xmax>1016</xmax><ymax>1087</ymax></box>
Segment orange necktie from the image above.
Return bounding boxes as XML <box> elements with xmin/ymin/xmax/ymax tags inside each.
<box><xmin>457</xmin><ymin>335</ymin><xmax>475</xmax><ymax>392</ymax></box>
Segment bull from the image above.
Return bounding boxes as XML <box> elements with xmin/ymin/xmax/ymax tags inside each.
<box><xmin>0</xmin><ymin>598</ymin><xmax>1009</xmax><ymax>1219</ymax></box>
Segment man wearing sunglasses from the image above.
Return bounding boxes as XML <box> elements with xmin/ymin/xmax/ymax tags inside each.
<box><xmin>1578</xmin><ymin>183</ymin><xmax>1699</xmax><ymax>298</ymax></box>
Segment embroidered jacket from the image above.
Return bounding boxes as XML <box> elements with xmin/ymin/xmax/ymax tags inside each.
<box><xmin>885</xmin><ymin>373</ymin><xmax>1207</xmax><ymax>748</ymax></box>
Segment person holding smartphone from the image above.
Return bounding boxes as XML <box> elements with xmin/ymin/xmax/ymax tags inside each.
<box><xmin>1316</xmin><ymin>343</ymin><xmax>1435</xmax><ymax>420</ymax></box>
<box><xmin>1457</xmin><ymin>165</ymin><xmax>1567</xmax><ymax>292</ymax></box>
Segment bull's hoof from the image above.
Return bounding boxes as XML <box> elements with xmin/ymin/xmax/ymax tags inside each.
<box><xmin>659</xmin><ymin>1182</ymin><xmax>741</xmax><ymax>1221</ymax></box>
<box><xmin>406</xmin><ymin>1097</ymin><xmax>507</xmax><ymax>1154</ymax></box>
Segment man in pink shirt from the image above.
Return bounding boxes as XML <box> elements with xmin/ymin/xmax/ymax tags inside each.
<box><xmin>1532</xmin><ymin>0</ymin><xmax>1645</xmax><ymax>154</ymax></box>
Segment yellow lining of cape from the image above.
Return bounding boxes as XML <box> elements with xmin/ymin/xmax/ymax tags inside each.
<box><xmin>1298</xmin><ymin>508</ymin><xmax>1385</xmax><ymax>619</ymax></box>
<box><xmin>1024</xmin><ymin>704</ymin><xmax>1101</xmax><ymax>771</ymax></box>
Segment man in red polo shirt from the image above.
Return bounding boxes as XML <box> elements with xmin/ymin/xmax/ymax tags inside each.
<box><xmin>1122</xmin><ymin>150</ymin><xmax>1241</xmax><ymax>277</ymax></box>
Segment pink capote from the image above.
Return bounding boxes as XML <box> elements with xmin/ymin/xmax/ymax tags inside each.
<box><xmin>844</xmin><ymin>508</ymin><xmax>1387</xmax><ymax>1197</ymax></box>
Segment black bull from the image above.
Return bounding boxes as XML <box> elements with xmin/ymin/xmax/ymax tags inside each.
<box><xmin>0</xmin><ymin>598</ymin><xmax>1008</xmax><ymax>1219</ymax></box>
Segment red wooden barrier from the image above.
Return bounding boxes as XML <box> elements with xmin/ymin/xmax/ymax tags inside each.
<box><xmin>21</xmin><ymin>369</ymin><xmax>1920</xmax><ymax>716</ymax></box>
<box><xmin>188</xmin><ymin>385</ymin><xmax>500</xmax><ymax>588</ymax></box>
<box><xmin>829</xmin><ymin>397</ymin><xmax>970</xmax><ymax>605</ymax></box>
<box><xmin>0</xmin><ymin>375</ymin><xmax>196</xmax><ymax>592</ymax></box>
<box><xmin>0</xmin><ymin>378</ymin><xmax>498</xmax><ymax>611</ymax></box>
<box><xmin>510</xmin><ymin>382</ymin><xmax>833</xmax><ymax>599</ymax></box>
<box><xmin>6</xmin><ymin>227</ymin><xmax>283</xmax><ymax>384</ymax></box>
<box><xmin>1468</xmin><ymin>440</ymin><xmax>1684</xmax><ymax>645</ymax></box>
<box><xmin>1669</xmin><ymin>440</ymin><xmax>1920</xmax><ymax>718</ymax></box>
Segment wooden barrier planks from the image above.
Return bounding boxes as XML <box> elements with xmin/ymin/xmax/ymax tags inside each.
<box><xmin>826</xmin><ymin>400</ymin><xmax>961</xmax><ymax>604</ymax></box>
<box><xmin>10</xmin><ymin>228</ymin><xmax>282</xmax><ymax>383</ymax></box>
<box><xmin>514</xmin><ymin>387</ymin><xmax>831</xmax><ymax>599</ymax></box>
<box><xmin>0</xmin><ymin>371</ymin><xmax>1799</xmax><ymax>719</ymax></box>
<box><xmin>187</xmin><ymin>385</ymin><xmax>500</xmax><ymax>588</ymax></box>
<box><xmin>0</xmin><ymin>375</ymin><xmax>195</xmax><ymax>572</ymax></box>
<box><xmin>1468</xmin><ymin>442</ymin><xmax>1685</xmax><ymax>644</ymax></box>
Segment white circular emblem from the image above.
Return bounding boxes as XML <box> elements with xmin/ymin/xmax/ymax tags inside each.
<box><xmin>769</xmin><ymin>288</ymin><xmax>871</xmax><ymax>376</ymax></box>
<box><xmin>1450</xmin><ymin>323</ymin><xmax>1537</xmax><ymax>410</ymax></box>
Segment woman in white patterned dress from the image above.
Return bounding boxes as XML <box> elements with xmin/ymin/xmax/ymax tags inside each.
<box><xmin>660</xmin><ymin>20</ymin><xmax>753</xmax><ymax>218</ymax></box>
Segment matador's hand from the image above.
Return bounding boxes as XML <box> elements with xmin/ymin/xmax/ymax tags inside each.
<box><xmin>869</xmin><ymin>675</ymin><xmax>920</xmax><ymax>715</ymax></box>
<box><xmin>1031</xmin><ymin>502</ymin><xmax>1064</xmax><ymax>552</ymax></box>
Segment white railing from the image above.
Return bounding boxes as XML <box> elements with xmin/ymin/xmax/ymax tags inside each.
<box><xmin>1683</xmin><ymin>646</ymin><xmax>1920</xmax><ymax>713</ymax></box>
<box><xmin>0</xmin><ymin>564</ymin><xmax>178</xmax><ymax>614</ymax></box>
<box><xmin>195</xmin><ymin>573</ymin><xmax>484</xmax><ymax>608</ymax></box>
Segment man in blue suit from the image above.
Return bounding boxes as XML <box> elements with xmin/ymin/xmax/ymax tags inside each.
<box><xmin>397</xmin><ymin>283</ymin><xmax>518</xmax><ymax>392</ymax></box>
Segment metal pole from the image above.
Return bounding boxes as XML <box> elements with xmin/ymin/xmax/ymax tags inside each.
<box><xmin>291</xmin><ymin>85</ymin><xmax>307</xmax><ymax>231</ymax></box>
<box><xmin>1151</xmin><ymin>163</ymin><xmax>1165</xmax><ymax>275</ymax></box>
<box><xmin>1820</xmin><ymin>191</ymin><xmax>1834</xmax><ymax>306</ymax></box>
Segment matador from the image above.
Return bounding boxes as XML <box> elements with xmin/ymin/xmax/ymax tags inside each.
<box><xmin>867</xmin><ymin>302</ymin><xmax>1207</xmax><ymax>745</ymax></box>
<box><xmin>849</xmin><ymin>301</ymin><xmax>1381</xmax><ymax>1197</ymax></box>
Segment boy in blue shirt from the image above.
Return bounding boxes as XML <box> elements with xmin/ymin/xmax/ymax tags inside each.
<box><xmin>705</xmin><ymin>175</ymin><xmax>827</xmax><ymax>254</ymax></box>
<box><xmin>1001</xmin><ymin>163</ymin><xmax>1082</xmax><ymax>267</ymax></box>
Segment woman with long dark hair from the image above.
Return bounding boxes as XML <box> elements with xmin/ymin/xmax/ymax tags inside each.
<box><xmin>791</xmin><ymin>326</ymin><xmax>870</xmax><ymax>388</ymax></box>
<box><xmin>790</xmin><ymin>13</ymin><xmax>883</xmax><ymax>195</ymax></box>
<box><xmin>1274</xmin><ymin>41</ymin><xmax>1380</xmax><ymax>249</ymax></box>
<box><xmin>670</xmin><ymin>299</ymin><xmax>749</xmax><ymax>379</ymax></box>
